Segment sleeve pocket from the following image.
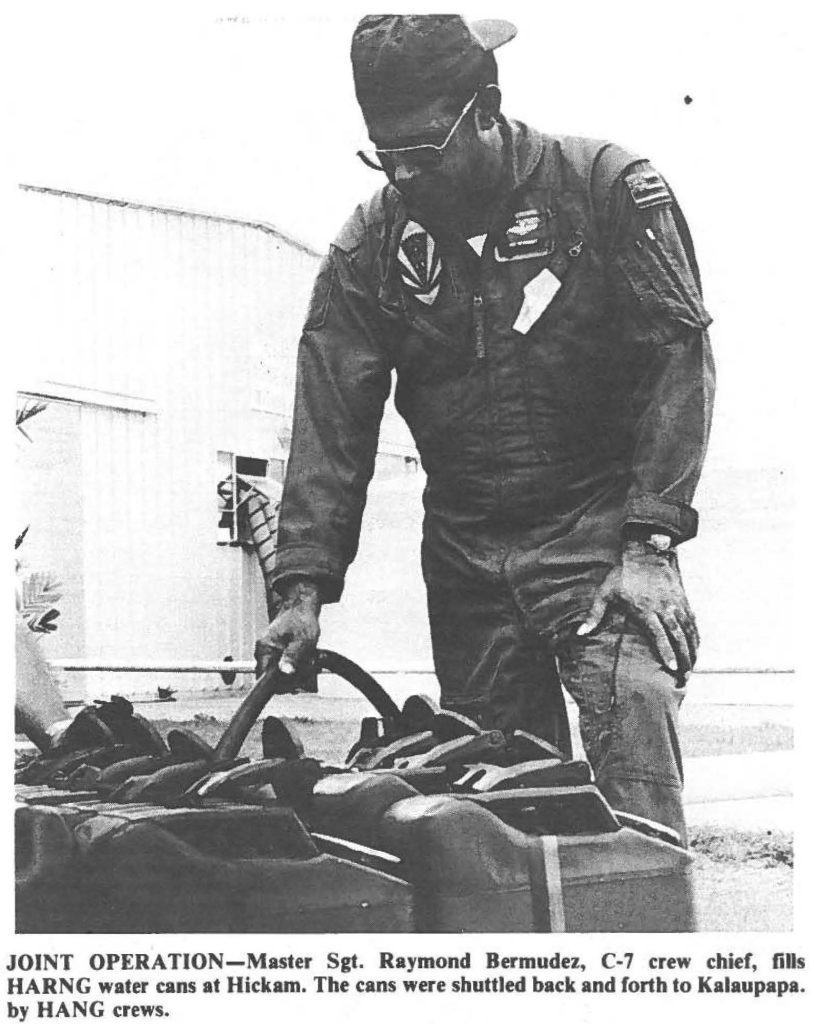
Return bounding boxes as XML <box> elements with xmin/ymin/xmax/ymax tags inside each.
<box><xmin>616</xmin><ymin>212</ymin><xmax>712</xmax><ymax>335</ymax></box>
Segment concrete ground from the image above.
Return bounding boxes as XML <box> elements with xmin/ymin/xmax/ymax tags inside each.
<box><xmin>692</xmin><ymin>861</ymin><xmax>794</xmax><ymax>932</ymax></box>
<box><xmin>683</xmin><ymin>753</ymin><xmax>794</xmax><ymax>931</ymax></box>
<box><xmin>685</xmin><ymin>752</ymin><xmax>793</xmax><ymax>829</ymax></box>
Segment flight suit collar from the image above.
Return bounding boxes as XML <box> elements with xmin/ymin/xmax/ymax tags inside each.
<box><xmin>500</xmin><ymin>117</ymin><xmax>545</xmax><ymax>193</ymax></box>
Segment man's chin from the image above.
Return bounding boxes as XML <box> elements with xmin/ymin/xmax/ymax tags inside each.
<box><xmin>401</xmin><ymin>186</ymin><xmax>497</xmax><ymax>234</ymax></box>
<box><xmin>403</xmin><ymin>193</ymin><xmax>468</xmax><ymax>231</ymax></box>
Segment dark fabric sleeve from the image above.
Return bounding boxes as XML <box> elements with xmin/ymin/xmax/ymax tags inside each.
<box><xmin>270</xmin><ymin>242</ymin><xmax>393</xmax><ymax>602</ymax></box>
<box><xmin>605</xmin><ymin>164</ymin><xmax>715</xmax><ymax>543</ymax></box>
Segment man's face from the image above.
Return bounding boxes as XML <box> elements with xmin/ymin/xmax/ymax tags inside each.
<box><xmin>369</xmin><ymin>94</ymin><xmax>500</xmax><ymax>230</ymax></box>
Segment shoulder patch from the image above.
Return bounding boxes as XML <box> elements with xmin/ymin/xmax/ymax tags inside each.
<box><xmin>333</xmin><ymin>188</ymin><xmax>392</xmax><ymax>255</ymax></box>
<box><xmin>333</xmin><ymin>205</ymin><xmax>368</xmax><ymax>254</ymax></box>
<box><xmin>625</xmin><ymin>169</ymin><xmax>672</xmax><ymax>210</ymax></box>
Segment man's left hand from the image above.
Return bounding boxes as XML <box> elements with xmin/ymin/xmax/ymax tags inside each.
<box><xmin>577</xmin><ymin>541</ymin><xmax>699</xmax><ymax>676</ymax></box>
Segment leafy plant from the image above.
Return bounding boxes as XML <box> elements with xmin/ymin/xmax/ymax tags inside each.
<box><xmin>16</xmin><ymin>399</ymin><xmax>48</xmax><ymax>442</ymax></box>
<box><xmin>18</xmin><ymin>571</ymin><xmax>63</xmax><ymax>634</ymax></box>
<box><xmin>16</xmin><ymin>399</ymin><xmax>63</xmax><ymax>636</ymax></box>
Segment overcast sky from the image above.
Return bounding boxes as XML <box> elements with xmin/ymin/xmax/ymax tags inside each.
<box><xmin>13</xmin><ymin>0</ymin><xmax>808</xmax><ymax>470</ymax></box>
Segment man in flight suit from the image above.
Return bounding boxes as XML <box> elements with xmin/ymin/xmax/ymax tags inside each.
<box><xmin>262</xmin><ymin>15</ymin><xmax>715</xmax><ymax>843</ymax></box>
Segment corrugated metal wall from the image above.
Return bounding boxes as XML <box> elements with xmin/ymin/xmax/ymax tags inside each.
<box><xmin>17</xmin><ymin>189</ymin><xmax>316</xmax><ymax>694</ymax></box>
<box><xmin>18</xmin><ymin>185</ymin><xmax>430</xmax><ymax>697</ymax></box>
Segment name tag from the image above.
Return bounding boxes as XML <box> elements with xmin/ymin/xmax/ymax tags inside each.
<box><xmin>513</xmin><ymin>268</ymin><xmax>562</xmax><ymax>334</ymax></box>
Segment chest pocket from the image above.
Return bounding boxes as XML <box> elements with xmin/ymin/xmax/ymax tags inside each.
<box><xmin>492</xmin><ymin>186</ymin><xmax>594</xmax><ymax>338</ymax></box>
<box><xmin>615</xmin><ymin>207</ymin><xmax>712</xmax><ymax>341</ymax></box>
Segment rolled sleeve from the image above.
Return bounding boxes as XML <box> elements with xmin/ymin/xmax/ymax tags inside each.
<box><xmin>624</xmin><ymin>492</ymin><xmax>699</xmax><ymax>542</ymax></box>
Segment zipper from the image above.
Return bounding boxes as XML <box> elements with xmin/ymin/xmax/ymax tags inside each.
<box><xmin>473</xmin><ymin>292</ymin><xmax>487</xmax><ymax>360</ymax></box>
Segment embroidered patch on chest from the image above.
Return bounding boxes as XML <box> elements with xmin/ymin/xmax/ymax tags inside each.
<box><xmin>625</xmin><ymin>169</ymin><xmax>672</xmax><ymax>210</ymax></box>
<box><xmin>495</xmin><ymin>207</ymin><xmax>556</xmax><ymax>262</ymax></box>
<box><xmin>398</xmin><ymin>221</ymin><xmax>443</xmax><ymax>306</ymax></box>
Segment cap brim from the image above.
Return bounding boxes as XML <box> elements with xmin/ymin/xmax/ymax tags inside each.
<box><xmin>468</xmin><ymin>19</ymin><xmax>517</xmax><ymax>51</ymax></box>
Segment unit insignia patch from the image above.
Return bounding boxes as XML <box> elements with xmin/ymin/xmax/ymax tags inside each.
<box><xmin>495</xmin><ymin>207</ymin><xmax>556</xmax><ymax>262</ymax></box>
<box><xmin>625</xmin><ymin>169</ymin><xmax>672</xmax><ymax>210</ymax></box>
<box><xmin>398</xmin><ymin>221</ymin><xmax>442</xmax><ymax>306</ymax></box>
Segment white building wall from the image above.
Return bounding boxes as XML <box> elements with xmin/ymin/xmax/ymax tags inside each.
<box><xmin>17</xmin><ymin>185</ymin><xmax>430</xmax><ymax>698</ymax></box>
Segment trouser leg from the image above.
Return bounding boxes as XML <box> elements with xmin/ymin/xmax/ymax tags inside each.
<box><xmin>422</xmin><ymin>529</ymin><xmax>571</xmax><ymax>754</ymax></box>
<box><xmin>556</xmin><ymin>614</ymin><xmax>688</xmax><ymax>843</ymax></box>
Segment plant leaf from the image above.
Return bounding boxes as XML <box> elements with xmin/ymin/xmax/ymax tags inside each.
<box><xmin>26</xmin><ymin>608</ymin><xmax>61</xmax><ymax>634</ymax></box>
<box><xmin>16</xmin><ymin>400</ymin><xmax>48</xmax><ymax>429</ymax></box>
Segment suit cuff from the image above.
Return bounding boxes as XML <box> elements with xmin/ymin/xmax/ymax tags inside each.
<box><xmin>270</xmin><ymin>546</ymin><xmax>346</xmax><ymax>604</ymax></box>
<box><xmin>624</xmin><ymin>493</ymin><xmax>699</xmax><ymax>543</ymax></box>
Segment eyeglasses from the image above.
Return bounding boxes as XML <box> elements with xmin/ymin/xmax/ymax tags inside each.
<box><xmin>357</xmin><ymin>92</ymin><xmax>479</xmax><ymax>173</ymax></box>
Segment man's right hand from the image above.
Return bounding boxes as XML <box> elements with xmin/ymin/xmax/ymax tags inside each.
<box><xmin>257</xmin><ymin>578</ymin><xmax>322</xmax><ymax>675</ymax></box>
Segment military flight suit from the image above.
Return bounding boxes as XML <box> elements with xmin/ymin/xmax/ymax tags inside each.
<box><xmin>271</xmin><ymin>118</ymin><xmax>715</xmax><ymax>840</ymax></box>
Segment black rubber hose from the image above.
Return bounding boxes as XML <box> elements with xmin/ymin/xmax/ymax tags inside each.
<box><xmin>215</xmin><ymin>649</ymin><xmax>402</xmax><ymax>760</ymax></box>
<box><xmin>215</xmin><ymin>654</ymin><xmax>284</xmax><ymax>761</ymax></box>
<box><xmin>316</xmin><ymin>649</ymin><xmax>401</xmax><ymax>725</ymax></box>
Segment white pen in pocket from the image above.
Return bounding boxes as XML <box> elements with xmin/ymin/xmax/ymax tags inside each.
<box><xmin>513</xmin><ymin>267</ymin><xmax>562</xmax><ymax>335</ymax></box>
